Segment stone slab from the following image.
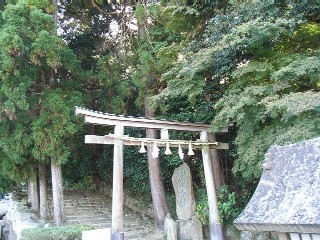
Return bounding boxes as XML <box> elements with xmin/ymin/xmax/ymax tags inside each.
<box><xmin>82</xmin><ymin>228</ymin><xmax>111</xmax><ymax>240</ymax></box>
<box><xmin>164</xmin><ymin>214</ymin><xmax>178</xmax><ymax>240</ymax></box>
<box><xmin>177</xmin><ymin>216</ymin><xmax>203</xmax><ymax>240</ymax></box>
<box><xmin>234</xmin><ymin>137</ymin><xmax>320</xmax><ymax>233</ymax></box>
<box><xmin>172</xmin><ymin>163</ymin><xmax>196</xmax><ymax>220</ymax></box>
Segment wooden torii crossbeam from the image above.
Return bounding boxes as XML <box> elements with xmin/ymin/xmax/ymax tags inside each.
<box><xmin>75</xmin><ymin>107</ymin><xmax>228</xmax><ymax>240</ymax></box>
<box><xmin>85</xmin><ymin>134</ymin><xmax>229</xmax><ymax>149</ymax></box>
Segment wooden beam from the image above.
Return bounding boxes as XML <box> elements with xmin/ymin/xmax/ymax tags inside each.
<box><xmin>84</xmin><ymin>135</ymin><xmax>229</xmax><ymax>150</ymax></box>
<box><xmin>75</xmin><ymin>107</ymin><xmax>229</xmax><ymax>132</ymax></box>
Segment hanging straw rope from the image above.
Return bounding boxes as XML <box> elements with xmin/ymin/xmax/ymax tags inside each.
<box><xmin>105</xmin><ymin>133</ymin><xmax>219</xmax><ymax>148</ymax></box>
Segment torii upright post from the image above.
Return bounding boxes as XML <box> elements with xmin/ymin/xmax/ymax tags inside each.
<box><xmin>111</xmin><ymin>124</ymin><xmax>125</xmax><ymax>240</ymax></box>
<box><xmin>201</xmin><ymin>131</ymin><xmax>223</xmax><ymax>240</ymax></box>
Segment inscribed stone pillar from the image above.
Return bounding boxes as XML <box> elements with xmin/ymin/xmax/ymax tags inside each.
<box><xmin>172</xmin><ymin>163</ymin><xmax>196</xmax><ymax>220</ymax></box>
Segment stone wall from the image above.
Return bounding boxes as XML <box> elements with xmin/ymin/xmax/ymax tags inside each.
<box><xmin>223</xmin><ymin>225</ymin><xmax>279</xmax><ymax>240</ymax></box>
<box><xmin>4</xmin><ymin>193</ymin><xmax>43</xmax><ymax>240</ymax></box>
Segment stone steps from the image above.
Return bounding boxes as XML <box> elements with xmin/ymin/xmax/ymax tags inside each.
<box><xmin>48</xmin><ymin>190</ymin><xmax>163</xmax><ymax>239</ymax></box>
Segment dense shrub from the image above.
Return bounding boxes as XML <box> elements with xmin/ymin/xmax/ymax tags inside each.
<box><xmin>20</xmin><ymin>225</ymin><xmax>96</xmax><ymax>240</ymax></box>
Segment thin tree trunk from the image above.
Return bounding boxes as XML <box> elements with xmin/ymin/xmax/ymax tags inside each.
<box><xmin>51</xmin><ymin>159</ymin><xmax>65</xmax><ymax>226</ymax></box>
<box><xmin>28</xmin><ymin>163</ymin><xmax>39</xmax><ymax>213</ymax></box>
<box><xmin>39</xmin><ymin>162</ymin><xmax>50</xmax><ymax>220</ymax></box>
<box><xmin>208</xmin><ymin>133</ymin><xmax>224</xmax><ymax>192</ymax></box>
<box><xmin>27</xmin><ymin>179</ymin><xmax>32</xmax><ymax>208</ymax></box>
<box><xmin>145</xmin><ymin>98</ymin><xmax>169</xmax><ymax>229</ymax></box>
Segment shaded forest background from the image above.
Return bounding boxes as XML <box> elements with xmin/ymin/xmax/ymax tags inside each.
<box><xmin>0</xmin><ymin>0</ymin><xmax>319</xmax><ymax>226</ymax></box>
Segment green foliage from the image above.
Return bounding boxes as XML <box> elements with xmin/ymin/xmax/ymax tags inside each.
<box><xmin>32</xmin><ymin>90</ymin><xmax>83</xmax><ymax>164</ymax></box>
<box><xmin>195</xmin><ymin>188</ymin><xmax>209</xmax><ymax>225</ymax></box>
<box><xmin>0</xmin><ymin>173</ymin><xmax>16</xmax><ymax>194</ymax></box>
<box><xmin>135</xmin><ymin>4</ymin><xmax>148</xmax><ymax>25</ymax></box>
<box><xmin>167</xmin><ymin>192</ymin><xmax>177</xmax><ymax>219</ymax></box>
<box><xmin>20</xmin><ymin>225</ymin><xmax>96</xmax><ymax>240</ymax></box>
<box><xmin>31</xmin><ymin>30</ymin><xmax>64</xmax><ymax>69</ymax></box>
<box><xmin>18</xmin><ymin>0</ymin><xmax>51</xmax><ymax>9</ymax></box>
<box><xmin>133</xmin><ymin>3</ymin><xmax>199</xmax><ymax>106</ymax></box>
<box><xmin>66</xmin><ymin>175</ymin><xmax>93</xmax><ymax>190</ymax></box>
<box><xmin>217</xmin><ymin>186</ymin><xmax>241</xmax><ymax>225</ymax></box>
<box><xmin>139</xmin><ymin>5</ymin><xmax>320</xmax><ymax>214</ymax></box>
<box><xmin>212</xmin><ymin>5</ymin><xmax>320</xmax><ymax>180</ymax></box>
<box><xmin>161</xmin><ymin>0</ymin><xmax>318</xmax><ymax>5</ymax></box>
<box><xmin>196</xmin><ymin>185</ymin><xmax>251</xmax><ymax>225</ymax></box>
<box><xmin>98</xmin><ymin>145</ymin><xmax>113</xmax><ymax>182</ymax></box>
<box><xmin>96</xmin><ymin>55</ymin><xmax>135</xmax><ymax>114</ymax></box>
<box><xmin>153</xmin><ymin>4</ymin><xmax>300</xmax><ymax>105</ymax></box>
<box><xmin>285</xmin><ymin>23</ymin><xmax>320</xmax><ymax>51</ymax></box>
<box><xmin>123</xmin><ymin>146</ymin><xmax>151</xmax><ymax>195</ymax></box>
<box><xmin>0</xmin><ymin>3</ymin><xmax>84</xmax><ymax>182</ymax></box>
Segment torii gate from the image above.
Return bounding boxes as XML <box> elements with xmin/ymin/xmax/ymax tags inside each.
<box><xmin>75</xmin><ymin>107</ymin><xmax>229</xmax><ymax>240</ymax></box>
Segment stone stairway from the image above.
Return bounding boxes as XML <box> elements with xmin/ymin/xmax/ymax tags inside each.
<box><xmin>48</xmin><ymin>190</ymin><xmax>164</xmax><ymax>240</ymax></box>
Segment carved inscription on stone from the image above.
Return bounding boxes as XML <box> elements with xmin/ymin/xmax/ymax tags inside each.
<box><xmin>172</xmin><ymin>163</ymin><xmax>196</xmax><ymax>220</ymax></box>
<box><xmin>176</xmin><ymin>167</ymin><xmax>187</xmax><ymax>207</ymax></box>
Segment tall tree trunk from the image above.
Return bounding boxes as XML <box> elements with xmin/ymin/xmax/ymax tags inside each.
<box><xmin>145</xmin><ymin>98</ymin><xmax>169</xmax><ymax>229</ymax></box>
<box><xmin>51</xmin><ymin>159</ymin><xmax>65</xmax><ymax>226</ymax></box>
<box><xmin>137</xmin><ymin>3</ymin><xmax>169</xmax><ymax>229</ymax></box>
<box><xmin>50</xmin><ymin>0</ymin><xmax>65</xmax><ymax>226</ymax></box>
<box><xmin>208</xmin><ymin>133</ymin><xmax>225</xmax><ymax>192</ymax></box>
<box><xmin>39</xmin><ymin>162</ymin><xmax>50</xmax><ymax>220</ymax></box>
<box><xmin>28</xmin><ymin>163</ymin><xmax>39</xmax><ymax>213</ymax></box>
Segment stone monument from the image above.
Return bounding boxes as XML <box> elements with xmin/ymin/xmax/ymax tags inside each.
<box><xmin>166</xmin><ymin>163</ymin><xmax>203</xmax><ymax>240</ymax></box>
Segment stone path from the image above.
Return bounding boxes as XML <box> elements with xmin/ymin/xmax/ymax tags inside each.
<box><xmin>49</xmin><ymin>190</ymin><xmax>164</xmax><ymax>240</ymax></box>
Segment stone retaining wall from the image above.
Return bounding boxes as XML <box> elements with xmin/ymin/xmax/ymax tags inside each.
<box><xmin>4</xmin><ymin>193</ymin><xmax>42</xmax><ymax>240</ymax></box>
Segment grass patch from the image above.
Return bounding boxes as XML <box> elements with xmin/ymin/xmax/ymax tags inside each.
<box><xmin>21</xmin><ymin>224</ymin><xmax>97</xmax><ymax>240</ymax></box>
